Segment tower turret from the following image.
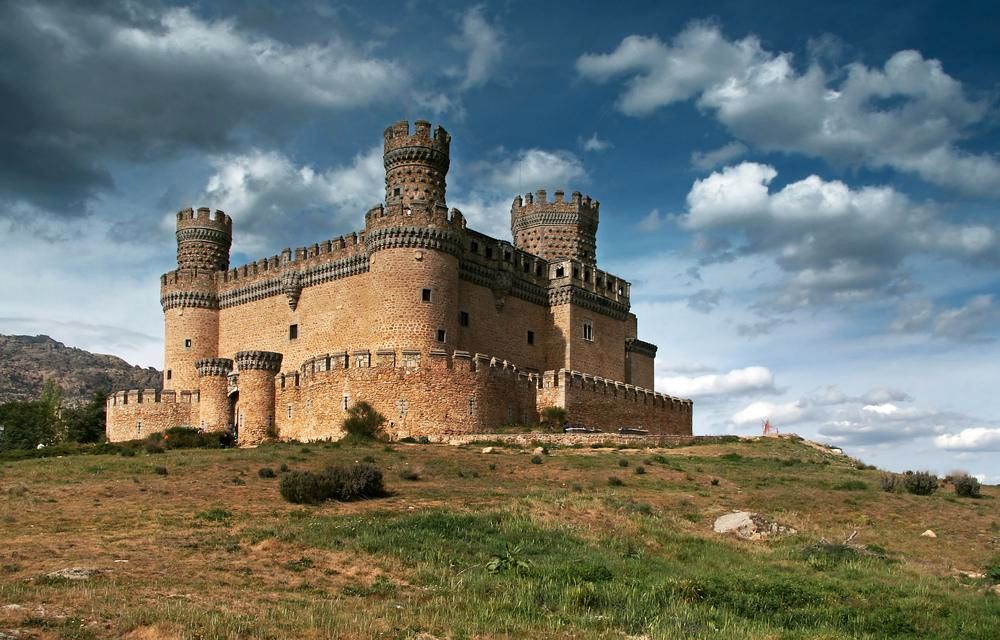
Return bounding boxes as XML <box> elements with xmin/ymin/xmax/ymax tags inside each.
<box><xmin>176</xmin><ymin>207</ymin><xmax>232</xmax><ymax>272</ymax></box>
<box><xmin>511</xmin><ymin>190</ymin><xmax>599</xmax><ymax>265</ymax></box>
<box><xmin>383</xmin><ymin>119</ymin><xmax>451</xmax><ymax>211</ymax></box>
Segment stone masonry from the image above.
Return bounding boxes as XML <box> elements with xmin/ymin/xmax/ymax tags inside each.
<box><xmin>106</xmin><ymin>120</ymin><xmax>693</xmax><ymax>443</ymax></box>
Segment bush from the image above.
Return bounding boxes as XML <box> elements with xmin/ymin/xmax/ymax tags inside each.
<box><xmin>634</xmin><ymin>465</ymin><xmax>646</xmax><ymax>475</ymax></box>
<box><xmin>279</xmin><ymin>463</ymin><xmax>386</xmax><ymax>504</ymax></box>
<box><xmin>618</xmin><ymin>458</ymin><xmax>629</xmax><ymax>467</ymax></box>
<box><xmin>530</xmin><ymin>455</ymin><xmax>543</xmax><ymax>464</ymax></box>
<box><xmin>150</xmin><ymin>426</ymin><xmax>232</xmax><ymax>450</ymax></box>
<box><xmin>953</xmin><ymin>474</ymin><xmax>981</xmax><ymax>498</ymax></box>
<box><xmin>710</xmin><ymin>478</ymin><xmax>720</xmax><ymax>486</ymax></box>
<box><xmin>398</xmin><ymin>468</ymin><xmax>420</xmax><ymax>481</ymax></box>
<box><xmin>144</xmin><ymin>441</ymin><xmax>165</xmax><ymax>454</ymax></box>
<box><xmin>279</xmin><ymin>463</ymin><xmax>289</xmax><ymax>473</ymax></box>
<box><xmin>833</xmin><ymin>480</ymin><xmax>868</xmax><ymax>491</ymax></box>
<box><xmin>343</xmin><ymin>402</ymin><xmax>386</xmax><ymax>440</ymax></box>
<box><xmin>540</xmin><ymin>406</ymin><xmax>568</xmax><ymax>430</ymax></box>
<box><xmin>903</xmin><ymin>471</ymin><xmax>938</xmax><ymax>496</ymax></box>
<box><xmin>879</xmin><ymin>474</ymin><xmax>901</xmax><ymax>492</ymax></box>
<box><xmin>153</xmin><ymin>466</ymin><xmax>168</xmax><ymax>475</ymax></box>
<box><xmin>258</xmin><ymin>467</ymin><xmax>276</xmax><ymax>479</ymax></box>
<box><xmin>608</xmin><ymin>476</ymin><xmax>624</xmax><ymax>486</ymax></box>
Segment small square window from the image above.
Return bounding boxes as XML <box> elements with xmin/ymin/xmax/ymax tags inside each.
<box><xmin>422</xmin><ymin>288</ymin><xmax>432</xmax><ymax>302</ymax></box>
<box><xmin>582</xmin><ymin>320</ymin><xmax>594</xmax><ymax>342</ymax></box>
<box><xmin>166</xmin><ymin>369</ymin><xmax>172</xmax><ymax>380</ymax></box>
<box><xmin>527</xmin><ymin>330</ymin><xmax>535</xmax><ymax>345</ymax></box>
<box><xmin>460</xmin><ymin>311</ymin><xmax>470</xmax><ymax>327</ymax></box>
<box><xmin>436</xmin><ymin>328</ymin><xmax>446</xmax><ymax>342</ymax></box>
<box><xmin>393</xmin><ymin>187</ymin><xmax>401</xmax><ymax>196</ymax></box>
<box><xmin>555</xmin><ymin>267</ymin><xmax>565</xmax><ymax>278</ymax></box>
<box><xmin>184</xmin><ymin>339</ymin><xmax>192</xmax><ymax>349</ymax></box>
<box><xmin>289</xmin><ymin>324</ymin><xmax>298</xmax><ymax>340</ymax></box>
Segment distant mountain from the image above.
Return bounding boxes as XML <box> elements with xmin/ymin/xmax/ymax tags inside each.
<box><xmin>0</xmin><ymin>335</ymin><xmax>161</xmax><ymax>405</ymax></box>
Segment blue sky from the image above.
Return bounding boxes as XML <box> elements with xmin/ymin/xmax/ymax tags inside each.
<box><xmin>1</xmin><ymin>0</ymin><xmax>998</xmax><ymax>479</ymax></box>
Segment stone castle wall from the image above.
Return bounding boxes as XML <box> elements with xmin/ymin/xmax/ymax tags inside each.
<box><xmin>106</xmin><ymin>389</ymin><xmax>199</xmax><ymax>441</ymax></box>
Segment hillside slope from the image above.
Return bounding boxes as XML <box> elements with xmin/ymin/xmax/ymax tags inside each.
<box><xmin>0</xmin><ymin>334</ymin><xmax>160</xmax><ymax>404</ymax></box>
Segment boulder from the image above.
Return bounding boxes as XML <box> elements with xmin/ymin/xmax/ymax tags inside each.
<box><xmin>481</xmin><ymin>447</ymin><xmax>494</xmax><ymax>454</ymax></box>
<box><xmin>45</xmin><ymin>567</ymin><xmax>101</xmax><ymax>580</ymax></box>
<box><xmin>533</xmin><ymin>446</ymin><xmax>547</xmax><ymax>456</ymax></box>
<box><xmin>713</xmin><ymin>511</ymin><xmax>796</xmax><ymax>541</ymax></box>
<box><xmin>920</xmin><ymin>529</ymin><xmax>937</xmax><ymax>538</ymax></box>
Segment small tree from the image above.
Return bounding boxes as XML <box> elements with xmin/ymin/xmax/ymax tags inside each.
<box><xmin>953</xmin><ymin>474</ymin><xmax>981</xmax><ymax>498</ymax></box>
<box><xmin>64</xmin><ymin>390</ymin><xmax>107</xmax><ymax>443</ymax></box>
<box><xmin>903</xmin><ymin>471</ymin><xmax>938</xmax><ymax>496</ymax></box>
<box><xmin>343</xmin><ymin>401</ymin><xmax>386</xmax><ymax>439</ymax></box>
<box><xmin>540</xmin><ymin>406</ymin><xmax>568</xmax><ymax>431</ymax></box>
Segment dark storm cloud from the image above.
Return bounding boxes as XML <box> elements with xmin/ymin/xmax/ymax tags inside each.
<box><xmin>0</xmin><ymin>1</ymin><xmax>403</xmax><ymax>217</ymax></box>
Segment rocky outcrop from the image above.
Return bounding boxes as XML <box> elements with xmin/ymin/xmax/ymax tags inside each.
<box><xmin>0</xmin><ymin>334</ymin><xmax>160</xmax><ymax>405</ymax></box>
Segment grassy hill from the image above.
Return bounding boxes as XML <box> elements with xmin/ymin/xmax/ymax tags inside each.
<box><xmin>0</xmin><ymin>436</ymin><xmax>997</xmax><ymax>639</ymax></box>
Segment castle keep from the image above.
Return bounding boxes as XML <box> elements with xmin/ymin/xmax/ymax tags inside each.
<box><xmin>106</xmin><ymin>120</ymin><xmax>693</xmax><ymax>444</ymax></box>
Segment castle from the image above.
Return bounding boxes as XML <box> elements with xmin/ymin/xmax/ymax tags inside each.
<box><xmin>106</xmin><ymin>120</ymin><xmax>693</xmax><ymax>444</ymax></box>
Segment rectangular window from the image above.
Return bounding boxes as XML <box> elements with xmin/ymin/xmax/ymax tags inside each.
<box><xmin>555</xmin><ymin>266</ymin><xmax>565</xmax><ymax>278</ymax></box>
<box><xmin>436</xmin><ymin>328</ymin><xmax>446</xmax><ymax>342</ymax></box>
<box><xmin>582</xmin><ymin>320</ymin><xmax>594</xmax><ymax>342</ymax></box>
<box><xmin>467</xmin><ymin>397</ymin><xmax>475</xmax><ymax>416</ymax></box>
<box><xmin>421</xmin><ymin>288</ymin><xmax>432</xmax><ymax>302</ymax></box>
<box><xmin>527</xmin><ymin>330</ymin><xmax>535</xmax><ymax>345</ymax></box>
<box><xmin>393</xmin><ymin>187</ymin><xmax>401</xmax><ymax>196</ymax></box>
<box><xmin>460</xmin><ymin>311</ymin><xmax>470</xmax><ymax>327</ymax></box>
<box><xmin>184</xmin><ymin>339</ymin><xmax>192</xmax><ymax>349</ymax></box>
<box><xmin>166</xmin><ymin>369</ymin><xmax>172</xmax><ymax>380</ymax></box>
<box><xmin>485</xmin><ymin>247</ymin><xmax>493</xmax><ymax>259</ymax></box>
<box><xmin>536</xmin><ymin>265</ymin><xmax>543</xmax><ymax>276</ymax></box>
<box><xmin>471</xmin><ymin>241</ymin><xmax>479</xmax><ymax>253</ymax></box>
<box><xmin>289</xmin><ymin>324</ymin><xmax>298</xmax><ymax>340</ymax></box>
<box><xmin>573</xmin><ymin>267</ymin><xmax>580</xmax><ymax>279</ymax></box>
<box><xmin>343</xmin><ymin>395</ymin><xmax>350</xmax><ymax>410</ymax></box>
<box><xmin>287</xmin><ymin>405</ymin><xmax>292</xmax><ymax>419</ymax></box>
<box><xmin>504</xmin><ymin>250</ymin><xmax>512</xmax><ymax>262</ymax></box>
<box><xmin>523</xmin><ymin>262</ymin><xmax>529</xmax><ymax>272</ymax></box>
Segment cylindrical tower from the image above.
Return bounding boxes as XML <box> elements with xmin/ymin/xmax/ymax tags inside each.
<box><xmin>161</xmin><ymin>207</ymin><xmax>231</xmax><ymax>391</ymax></box>
<box><xmin>365</xmin><ymin>120</ymin><xmax>465</xmax><ymax>355</ymax></box>
<box><xmin>511</xmin><ymin>190</ymin><xmax>599</xmax><ymax>264</ymax></box>
<box><xmin>234</xmin><ymin>351</ymin><xmax>282</xmax><ymax>446</ymax></box>
<box><xmin>196</xmin><ymin>357</ymin><xmax>233</xmax><ymax>432</ymax></box>
<box><xmin>176</xmin><ymin>207</ymin><xmax>233</xmax><ymax>272</ymax></box>
<box><xmin>383</xmin><ymin>119</ymin><xmax>450</xmax><ymax>208</ymax></box>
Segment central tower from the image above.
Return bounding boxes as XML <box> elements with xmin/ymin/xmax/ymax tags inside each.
<box><xmin>365</xmin><ymin>120</ymin><xmax>465</xmax><ymax>356</ymax></box>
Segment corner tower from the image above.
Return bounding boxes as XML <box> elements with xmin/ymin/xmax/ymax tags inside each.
<box><xmin>161</xmin><ymin>207</ymin><xmax>231</xmax><ymax>392</ymax></box>
<box><xmin>365</xmin><ymin>120</ymin><xmax>465</xmax><ymax>355</ymax></box>
<box><xmin>511</xmin><ymin>190</ymin><xmax>599</xmax><ymax>265</ymax></box>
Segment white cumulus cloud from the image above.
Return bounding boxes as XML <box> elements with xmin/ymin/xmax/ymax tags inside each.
<box><xmin>934</xmin><ymin>427</ymin><xmax>1000</xmax><ymax>451</ymax></box>
<box><xmin>660</xmin><ymin>365</ymin><xmax>775</xmax><ymax>399</ymax></box>
<box><xmin>731</xmin><ymin>400</ymin><xmax>806</xmax><ymax>426</ymax></box>
<box><xmin>577</xmin><ymin>22</ymin><xmax>1000</xmax><ymax>197</ymax></box>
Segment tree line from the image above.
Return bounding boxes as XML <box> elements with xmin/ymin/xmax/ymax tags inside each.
<box><xmin>0</xmin><ymin>380</ymin><xmax>106</xmax><ymax>450</ymax></box>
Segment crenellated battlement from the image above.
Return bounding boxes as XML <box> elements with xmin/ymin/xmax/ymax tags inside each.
<box><xmin>542</xmin><ymin>369</ymin><xmax>691</xmax><ymax>410</ymax></box>
<box><xmin>106</xmin><ymin>388</ymin><xmax>200</xmax><ymax>407</ymax></box>
<box><xmin>511</xmin><ymin>189</ymin><xmax>600</xmax><ymax>265</ymax></box>
<box><xmin>383</xmin><ymin>119</ymin><xmax>451</xmax><ymax>155</ymax></box>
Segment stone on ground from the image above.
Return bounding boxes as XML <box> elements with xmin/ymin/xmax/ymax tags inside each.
<box><xmin>921</xmin><ymin>529</ymin><xmax>937</xmax><ymax>538</ymax></box>
<box><xmin>713</xmin><ymin>511</ymin><xmax>796</xmax><ymax>540</ymax></box>
<box><xmin>45</xmin><ymin>567</ymin><xmax>101</xmax><ymax>580</ymax></box>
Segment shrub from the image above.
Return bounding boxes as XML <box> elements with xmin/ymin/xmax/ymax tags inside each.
<box><xmin>710</xmin><ymin>478</ymin><xmax>720</xmax><ymax>486</ymax></box>
<box><xmin>144</xmin><ymin>441</ymin><xmax>165</xmax><ymax>455</ymax></box>
<box><xmin>530</xmin><ymin>455</ymin><xmax>543</xmax><ymax>464</ymax></box>
<box><xmin>258</xmin><ymin>467</ymin><xmax>276</xmax><ymax>479</ymax></box>
<box><xmin>279</xmin><ymin>463</ymin><xmax>289</xmax><ymax>473</ymax></box>
<box><xmin>540</xmin><ymin>406</ymin><xmax>568</xmax><ymax>430</ymax></box>
<box><xmin>608</xmin><ymin>476</ymin><xmax>624</xmax><ymax>486</ymax></box>
<box><xmin>903</xmin><ymin>471</ymin><xmax>938</xmax><ymax>496</ymax></box>
<box><xmin>879</xmin><ymin>474</ymin><xmax>901</xmax><ymax>492</ymax></box>
<box><xmin>953</xmin><ymin>474</ymin><xmax>981</xmax><ymax>498</ymax></box>
<box><xmin>634</xmin><ymin>465</ymin><xmax>646</xmax><ymax>475</ymax></box>
<box><xmin>279</xmin><ymin>463</ymin><xmax>386</xmax><ymax>504</ymax></box>
<box><xmin>398</xmin><ymin>468</ymin><xmax>420</xmax><ymax>481</ymax></box>
<box><xmin>417</xmin><ymin>435</ymin><xmax>430</xmax><ymax>444</ymax></box>
<box><xmin>119</xmin><ymin>447</ymin><xmax>136</xmax><ymax>457</ymax></box>
<box><xmin>196</xmin><ymin>508</ymin><xmax>232</xmax><ymax>522</ymax></box>
<box><xmin>342</xmin><ymin>402</ymin><xmax>386</xmax><ymax>440</ymax></box>
<box><xmin>152</xmin><ymin>426</ymin><xmax>232</xmax><ymax>450</ymax></box>
<box><xmin>618</xmin><ymin>458</ymin><xmax>629</xmax><ymax>467</ymax></box>
<box><xmin>153</xmin><ymin>466</ymin><xmax>168</xmax><ymax>475</ymax></box>
<box><xmin>833</xmin><ymin>480</ymin><xmax>868</xmax><ymax>491</ymax></box>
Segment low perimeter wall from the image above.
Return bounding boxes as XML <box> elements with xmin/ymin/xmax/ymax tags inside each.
<box><xmin>106</xmin><ymin>389</ymin><xmax>199</xmax><ymax>442</ymax></box>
